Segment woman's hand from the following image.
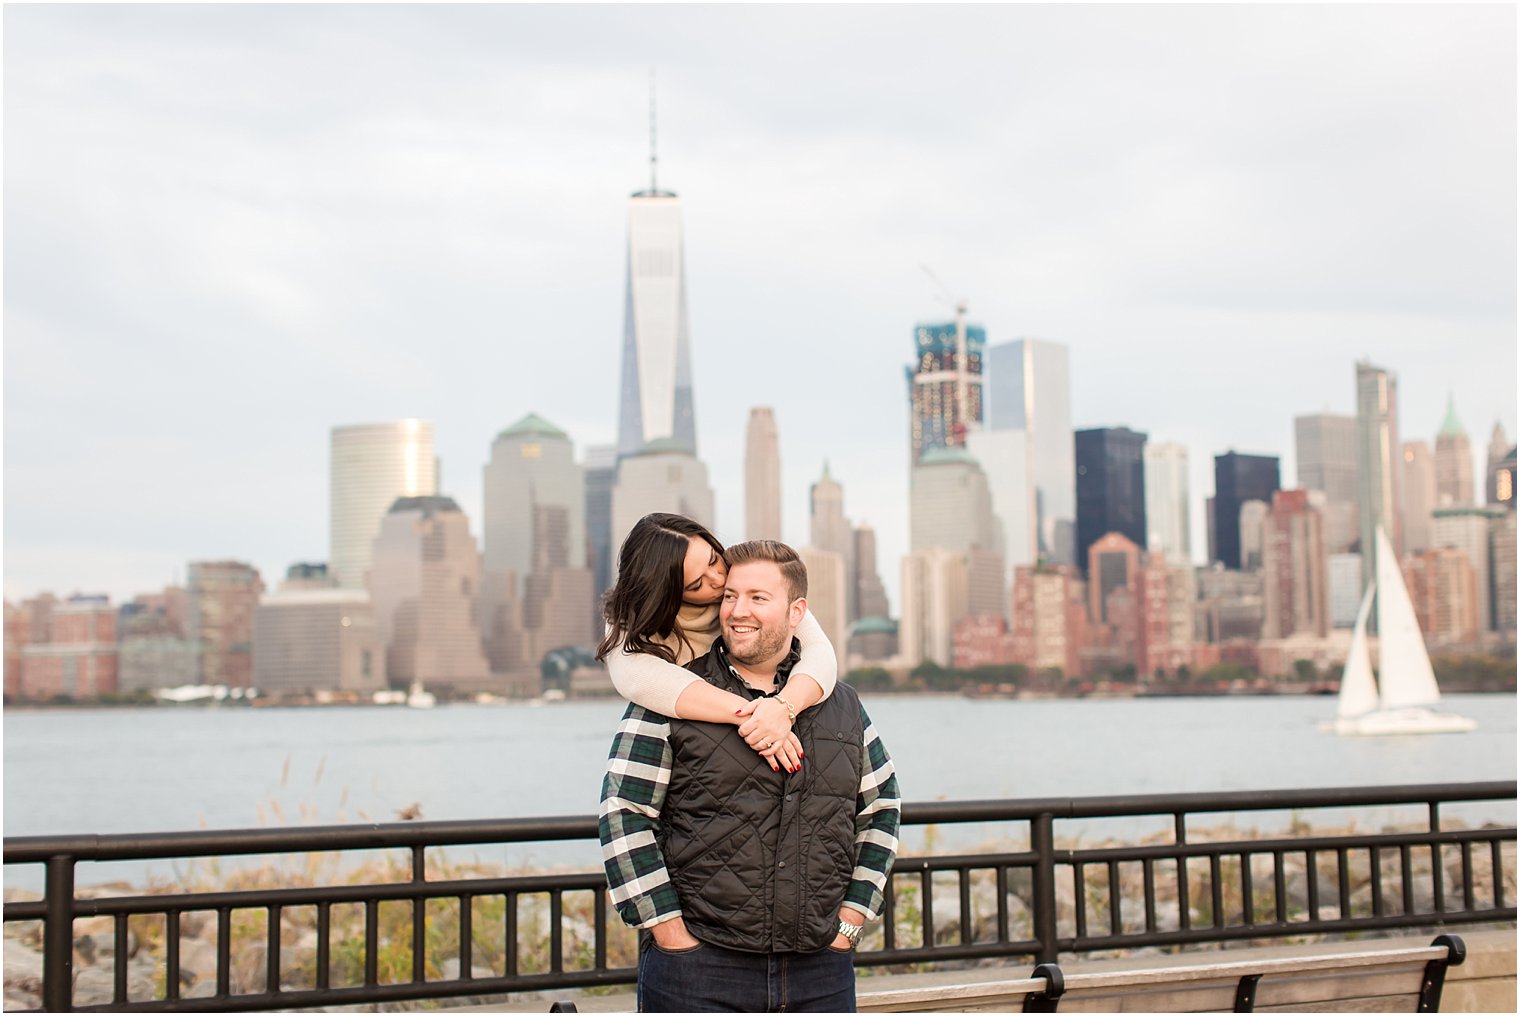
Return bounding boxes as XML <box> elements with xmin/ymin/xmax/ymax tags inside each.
<box><xmin>735</xmin><ymin>697</ymin><xmax>803</xmax><ymax>772</ymax></box>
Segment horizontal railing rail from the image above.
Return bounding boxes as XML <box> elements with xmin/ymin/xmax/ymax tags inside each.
<box><xmin>4</xmin><ymin>781</ymin><xmax>1513</xmax><ymax>1012</ymax></box>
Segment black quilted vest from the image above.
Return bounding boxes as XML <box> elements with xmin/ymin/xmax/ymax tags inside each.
<box><xmin>661</xmin><ymin>639</ymin><xmax>864</xmax><ymax>953</ymax></box>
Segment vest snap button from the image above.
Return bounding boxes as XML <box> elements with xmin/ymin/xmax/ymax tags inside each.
<box><xmin>778</xmin><ymin>861</ymin><xmax>786</xmax><ymax>868</ymax></box>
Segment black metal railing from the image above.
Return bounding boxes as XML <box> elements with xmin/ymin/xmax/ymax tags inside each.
<box><xmin>4</xmin><ymin>781</ymin><xmax>1513</xmax><ymax>1012</ymax></box>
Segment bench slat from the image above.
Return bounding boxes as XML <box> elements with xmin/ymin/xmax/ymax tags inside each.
<box><xmin>860</xmin><ymin>941</ymin><xmax>1458</xmax><ymax>1013</ymax></box>
<box><xmin>1055</xmin><ymin>945</ymin><xmax>1445</xmax><ymax>991</ymax></box>
<box><xmin>860</xmin><ymin>977</ymin><xmax>1048</xmax><ymax>1006</ymax></box>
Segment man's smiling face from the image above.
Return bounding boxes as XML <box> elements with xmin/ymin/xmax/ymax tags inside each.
<box><xmin>720</xmin><ymin>560</ymin><xmax>804</xmax><ymax>667</ymax></box>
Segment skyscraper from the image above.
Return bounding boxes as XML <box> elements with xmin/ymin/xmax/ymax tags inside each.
<box><xmin>1402</xmin><ymin>549</ymin><xmax>1479</xmax><ymax>644</ymax></box>
<box><xmin>1433</xmin><ymin>395</ymin><xmax>1475</xmax><ymax>507</ymax></box>
<box><xmin>480</xmin><ymin>414</ymin><xmax>594</xmax><ymax>672</ymax></box>
<box><xmin>809</xmin><ymin>463</ymin><xmax>850</xmax><ymax>557</ymax></box>
<box><xmin>1074</xmin><ymin>427</ymin><xmax>1147</xmax><ymax>573</ymax></box>
<box><xmin>583</xmin><ymin>444</ymin><xmax>618</xmax><ymax>613</ymax></box>
<box><xmin>745</xmin><ymin>408</ymin><xmax>782</xmax><ymax>541</ymax></box>
<box><xmin>1294</xmin><ymin>414</ymin><xmax>1360</xmax><ymax>501</ymax></box>
<box><xmin>910</xmin><ymin>448</ymin><xmax>1002</xmax><ymax>557</ymax></box>
<box><xmin>809</xmin><ymin>463</ymin><xmax>854</xmax><ymax>620</ymax></box>
<box><xmin>1143</xmin><ymin>442</ymin><xmax>1191</xmax><ymax>565</ymax></box>
<box><xmin>609</xmin><ymin>440</ymin><xmax>715</xmax><ymax>570</ymax></box>
<box><xmin>1491</xmin><ymin>511</ymin><xmax>1516</xmax><ymax>633</ymax></box>
<box><xmin>368</xmin><ymin>496</ymin><xmax>491</xmax><ymax>692</ymax></box>
<box><xmin>1400</xmin><ymin>440</ymin><xmax>1436</xmax><ymax>553</ymax></box>
<box><xmin>1010</xmin><ymin>565</ymin><xmax>1084</xmax><ymax>677</ymax></box>
<box><xmin>1355</xmin><ymin>361</ymin><xmax>1402</xmax><ymax>581</ymax></box>
<box><xmin>1496</xmin><ymin>447</ymin><xmax>1517</xmax><ymax>511</ymax></box>
<box><xmin>482</xmin><ymin>414</ymin><xmax>585</xmax><ymax>589</ymax></box>
<box><xmin>329</xmin><ymin>420</ymin><xmax>438</xmax><ymax>590</ymax></box>
<box><xmin>1486</xmin><ymin>422</ymin><xmax>1512</xmax><ymax>506</ymax></box>
<box><xmin>253</xmin><ymin>589</ymin><xmax>384</xmax><ymax>695</ymax></box>
<box><xmin>616</xmin><ymin>164</ymin><xmax>696</xmax><ymax>457</ymax></box>
<box><xmin>899</xmin><ymin>548</ymin><xmax>969</xmax><ymax>667</ymax></box>
<box><xmin>1212</xmin><ymin>451</ymin><xmax>1281</xmax><ymax>570</ymax></box>
<box><xmin>906</xmin><ymin>312</ymin><xmax>984</xmax><ymax>463</ymax></box>
<box><xmin>797</xmin><ymin>546</ymin><xmax>849</xmax><ymax>661</ymax></box>
<box><xmin>1294</xmin><ymin>413</ymin><xmax>1360</xmax><ymax>552</ymax></box>
<box><xmin>852</xmin><ymin>524</ymin><xmax>890</xmax><ymax>621</ymax></box>
<box><xmin>965</xmin><ymin>428</ymin><xmax>1029</xmax><ymax>569</ymax></box>
<box><xmin>1087</xmin><ymin>532</ymin><xmax>1141</xmax><ymax>626</ymax></box>
<box><xmin>984</xmin><ymin>339</ymin><xmax>1076</xmax><ymax>565</ymax></box>
<box><xmin>1431</xmin><ymin>506</ymin><xmax>1505</xmax><ymax>632</ymax></box>
<box><xmin>1261</xmin><ymin>490</ymin><xmax>1329</xmax><ymax>639</ymax></box>
<box><xmin>1328</xmin><ymin>553</ymin><xmax>1364</xmax><ymax>627</ymax></box>
<box><xmin>911</xmin><ymin>450</ymin><xmax>1003</xmax><ymax>628</ymax></box>
<box><xmin>188</xmin><ymin>560</ymin><xmax>264</xmax><ymax>688</ymax></box>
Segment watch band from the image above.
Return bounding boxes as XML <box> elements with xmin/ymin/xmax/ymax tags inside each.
<box><xmin>836</xmin><ymin>919</ymin><xmax>863</xmax><ymax>949</ymax></box>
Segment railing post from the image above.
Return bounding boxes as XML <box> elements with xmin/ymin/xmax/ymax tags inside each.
<box><xmin>43</xmin><ymin>854</ymin><xmax>75</xmax><ymax>1012</ymax></box>
<box><xmin>1031</xmin><ymin>812</ymin><xmax>1058</xmax><ymax>964</ymax></box>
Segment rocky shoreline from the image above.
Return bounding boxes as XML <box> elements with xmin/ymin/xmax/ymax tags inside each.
<box><xmin>5</xmin><ymin>824</ymin><xmax>1514</xmax><ymax>1011</ymax></box>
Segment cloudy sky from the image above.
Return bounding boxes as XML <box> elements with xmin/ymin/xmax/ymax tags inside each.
<box><xmin>4</xmin><ymin>3</ymin><xmax>1515</xmax><ymax>608</ymax></box>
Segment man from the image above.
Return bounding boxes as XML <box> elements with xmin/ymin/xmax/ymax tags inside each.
<box><xmin>599</xmin><ymin>540</ymin><xmax>901</xmax><ymax>1013</ymax></box>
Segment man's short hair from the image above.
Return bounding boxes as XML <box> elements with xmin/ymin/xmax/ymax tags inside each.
<box><xmin>724</xmin><ymin>540</ymin><xmax>808</xmax><ymax>601</ymax></box>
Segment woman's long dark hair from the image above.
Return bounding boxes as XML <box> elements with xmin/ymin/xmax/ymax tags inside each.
<box><xmin>596</xmin><ymin>513</ymin><xmax>725</xmax><ymax>663</ymax></box>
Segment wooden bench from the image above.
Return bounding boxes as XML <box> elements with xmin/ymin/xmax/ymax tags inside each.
<box><xmin>545</xmin><ymin>934</ymin><xmax>1467</xmax><ymax>1013</ymax></box>
<box><xmin>857</xmin><ymin>934</ymin><xmax>1466</xmax><ymax>1013</ymax></box>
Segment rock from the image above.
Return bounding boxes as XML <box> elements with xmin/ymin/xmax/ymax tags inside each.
<box><xmin>73</xmin><ymin>934</ymin><xmax>97</xmax><ymax>967</ymax></box>
<box><xmin>440</xmin><ymin>957</ymin><xmax>496</xmax><ymax>981</ymax></box>
<box><xmin>69</xmin><ymin>921</ymin><xmax>139</xmax><ymax>963</ymax></box>
<box><xmin>177</xmin><ymin>940</ymin><xmax>218</xmax><ymax>986</ymax></box>
<box><xmin>3</xmin><ymin>939</ymin><xmax>45</xmax><ymax>995</ymax></box>
<box><xmin>72</xmin><ymin>965</ymin><xmax>118</xmax><ymax>1007</ymax></box>
<box><xmin>178</xmin><ymin>912</ymin><xmax>209</xmax><ymax>939</ymax></box>
<box><xmin>73</xmin><ymin>916</ymin><xmax>114</xmax><ymax>937</ymax></box>
<box><xmin>92</xmin><ymin>930</ymin><xmax>138</xmax><ymax>961</ymax></box>
<box><xmin>6</xmin><ymin>986</ymin><xmax>41</xmax><ymax>1010</ymax></box>
<box><xmin>185</xmin><ymin>979</ymin><xmax>218</xmax><ymax>999</ymax></box>
<box><xmin>2</xmin><ymin>921</ymin><xmax>40</xmax><ymax>942</ymax></box>
<box><xmin>229</xmin><ymin>941</ymin><xmax>266</xmax><ymax>994</ymax></box>
<box><xmin>76</xmin><ymin>960</ymin><xmax>165</xmax><ymax>1006</ymax></box>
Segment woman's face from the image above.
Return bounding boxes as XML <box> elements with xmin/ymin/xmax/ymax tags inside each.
<box><xmin>681</xmin><ymin>536</ymin><xmax>728</xmax><ymax>606</ymax></box>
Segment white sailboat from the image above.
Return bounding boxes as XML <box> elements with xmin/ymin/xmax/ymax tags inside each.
<box><xmin>1324</xmin><ymin>527</ymin><xmax>1476</xmax><ymax>735</ymax></box>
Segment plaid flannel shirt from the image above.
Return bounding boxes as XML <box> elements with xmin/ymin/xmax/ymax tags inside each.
<box><xmin>598</xmin><ymin>681</ymin><xmax>901</xmax><ymax>930</ymax></box>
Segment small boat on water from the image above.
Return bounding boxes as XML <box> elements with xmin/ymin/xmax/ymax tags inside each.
<box><xmin>1323</xmin><ymin>527</ymin><xmax>1476</xmax><ymax>736</ymax></box>
<box><xmin>406</xmin><ymin>681</ymin><xmax>437</xmax><ymax>709</ymax></box>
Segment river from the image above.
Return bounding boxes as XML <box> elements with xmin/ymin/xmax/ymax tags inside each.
<box><xmin>3</xmin><ymin>693</ymin><xmax>1514</xmax><ymax>889</ymax></box>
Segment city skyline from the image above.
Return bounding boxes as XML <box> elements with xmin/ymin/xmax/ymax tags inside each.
<box><xmin>4</xmin><ymin>4</ymin><xmax>1515</xmax><ymax>606</ymax></box>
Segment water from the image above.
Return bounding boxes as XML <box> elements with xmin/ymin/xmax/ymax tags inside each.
<box><xmin>4</xmin><ymin>694</ymin><xmax>1514</xmax><ymax>889</ymax></box>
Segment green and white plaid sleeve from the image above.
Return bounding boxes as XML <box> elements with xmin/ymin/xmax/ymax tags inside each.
<box><xmin>598</xmin><ymin>703</ymin><xmax>681</xmax><ymax>929</ymax></box>
<box><xmin>842</xmin><ymin>702</ymin><xmax>901</xmax><ymax>922</ymax></box>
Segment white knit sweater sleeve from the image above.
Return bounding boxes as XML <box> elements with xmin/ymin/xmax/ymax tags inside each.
<box><xmin>793</xmin><ymin>608</ymin><xmax>838</xmax><ymax>701</ymax></box>
<box><xmin>605</xmin><ymin>608</ymin><xmax>838</xmax><ymax>715</ymax></box>
<box><xmin>604</xmin><ymin>645</ymin><xmax>701</xmax><ymax>718</ymax></box>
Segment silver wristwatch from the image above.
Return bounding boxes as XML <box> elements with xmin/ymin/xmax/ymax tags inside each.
<box><xmin>836</xmin><ymin>920</ymin><xmax>864</xmax><ymax>949</ymax></box>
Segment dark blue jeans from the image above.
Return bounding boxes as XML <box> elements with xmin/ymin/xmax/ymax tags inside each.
<box><xmin>637</xmin><ymin>936</ymin><xmax>856</xmax><ymax>1013</ymax></box>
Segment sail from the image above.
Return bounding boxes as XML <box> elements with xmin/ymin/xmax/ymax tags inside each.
<box><xmin>1337</xmin><ymin>583</ymin><xmax>1379</xmax><ymax>718</ymax></box>
<box><xmin>1374</xmin><ymin>526</ymin><xmax>1442</xmax><ymax>709</ymax></box>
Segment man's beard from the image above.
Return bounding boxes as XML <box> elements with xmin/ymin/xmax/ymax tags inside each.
<box><xmin>726</xmin><ymin>620</ymin><xmax>790</xmax><ymax>666</ymax></box>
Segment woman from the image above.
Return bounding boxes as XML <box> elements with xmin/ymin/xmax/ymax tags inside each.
<box><xmin>597</xmin><ymin>513</ymin><xmax>836</xmax><ymax>773</ymax></box>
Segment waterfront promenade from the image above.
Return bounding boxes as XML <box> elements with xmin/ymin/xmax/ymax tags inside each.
<box><xmin>4</xmin><ymin>781</ymin><xmax>1514</xmax><ymax>1012</ymax></box>
<box><xmin>441</xmin><ymin>929</ymin><xmax>1517</xmax><ymax>1012</ymax></box>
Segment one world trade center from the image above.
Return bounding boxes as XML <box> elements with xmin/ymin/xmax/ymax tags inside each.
<box><xmin>615</xmin><ymin>159</ymin><xmax>696</xmax><ymax>459</ymax></box>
